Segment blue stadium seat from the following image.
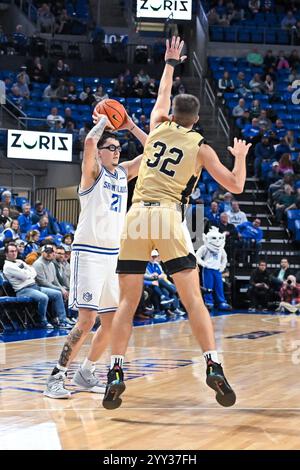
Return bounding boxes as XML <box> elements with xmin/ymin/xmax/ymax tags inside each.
<box><xmin>15</xmin><ymin>197</ymin><xmax>29</xmax><ymax>209</ymax></box>
<box><xmin>287</xmin><ymin>210</ymin><xmax>300</xmax><ymax>233</ymax></box>
<box><xmin>210</xmin><ymin>26</ymin><xmax>224</xmax><ymax>41</ymax></box>
<box><xmin>295</xmin><ymin>220</ymin><xmax>300</xmax><ymax>242</ymax></box>
<box><xmin>59</xmin><ymin>222</ymin><xmax>75</xmax><ymax>235</ymax></box>
<box><xmin>238</xmin><ymin>30</ymin><xmax>251</xmax><ymax>43</ymax></box>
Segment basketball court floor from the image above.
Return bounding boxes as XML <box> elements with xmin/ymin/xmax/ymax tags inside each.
<box><xmin>1</xmin><ymin>312</ymin><xmax>300</xmax><ymax>450</ymax></box>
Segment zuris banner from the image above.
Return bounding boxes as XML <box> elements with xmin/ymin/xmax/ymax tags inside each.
<box><xmin>7</xmin><ymin>130</ymin><xmax>73</xmax><ymax>162</ymax></box>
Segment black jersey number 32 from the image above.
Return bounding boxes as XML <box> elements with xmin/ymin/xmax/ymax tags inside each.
<box><xmin>146</xmin><ymin>141</ymin><xmax>184</xmax><ymax>177</ymax></box>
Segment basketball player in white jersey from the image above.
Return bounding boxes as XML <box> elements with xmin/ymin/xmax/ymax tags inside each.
<box><xmin>44</xmin><ymin>112</ymin><xmax>147</xmax><ymax>398</ymax></box>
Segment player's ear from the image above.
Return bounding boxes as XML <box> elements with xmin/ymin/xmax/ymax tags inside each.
<box><xmin>194</xmin><ymin>115</ymin><xmax>199</xmax><ymax>124</ymax></box>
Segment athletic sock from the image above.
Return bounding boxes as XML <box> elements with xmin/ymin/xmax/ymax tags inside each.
<box><xmin>82</xmin><ymin>358</ymin><xmax>95</xmax><ymax>371</ymax></box>
<box><xmin>111</xmin><ymin>355</ymin><xmax>124</xmax><ymax>369</ymax></box>
<box><xmin>51</xmin><ymin>364</ymin><xmax>68</xmax><ymax>376</ymax></box>
<box><xmin>203</xmin><ymin>350</ymin><xmax>219</xmax><ymax>364</ymax></box>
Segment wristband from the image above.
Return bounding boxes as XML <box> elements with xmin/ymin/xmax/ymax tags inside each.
<box><xmin>166</xmin><ymin>58</ymin><xmax>181</xmax><ymax>67</ymax></box>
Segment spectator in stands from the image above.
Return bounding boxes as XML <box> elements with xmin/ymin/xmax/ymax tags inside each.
<box><xmin>93</xmin><ymin>85</ymin><xmax>108</xmax><ymax>105</ymax></box>
<box><xmin>37</xmin><ymin>3</ymin><xmax>56</xmax><ymax>33</ymax></box>
<box><xmin>0</xmin><ymin>218</ymin><xmax>20</xmax><ymax>241</ymax></box>
<box><xmin>288</xmin><ymin>67</ymin><xmax>300</xmax><ymax>84</ymax></box>
<box><xmin>237</xmin><ymin>218</ymin><xmax>263</xmax><ymax>262</ymax></box>
<box><xmin>0</xmin><ymin>207</ymin><xmax>12</xmax><ymax>232</ymax></box>
<box><xmin>0</xmin><ymin>190</ymin><xmax>19</xmax><ymax>218</ymax></box>
<box><xmin>272</xmin><ymin>119</ymin><xmax>287</xmax><ymax>141</ymax></box>
<box><xmin>279</xmin><ymin>275</ymin><xmax>300</xmax><ymax>314</ymax></box>
<box><xmin>54</xmin><ymin>246</ymin><xmax>70</xmax><ymax>290</ymax></box>
<box><xmin>220</xmin><ymin>191</ymin><xmax>234</xmax><ymax>213</ymax></box>
<box><xmin>52</xmin><ymin>59</ymin><xmax>70</xmax><ymax>81</ymax></box>
<box><xmin>111</xmin><ymin>35</ymin><xmax>126</xmax><ymax>63</ymax></box>
<box><xmin>33</xmin><ymin>244</ymin><xmax>72</xmax><ymax>327</ymax></box>
<box><xmin>0</xmin><ymin>24</ymin><xmax>8</xmax><ymax>54</ymax></box>
<box><xmin>263</xmin><ymin>50</ymin><xmax>277</xmax><ymax>70</ymax></box>
<box><xmin>63</xmin><ymin>107</ymin><xmax>76</xmax><ymax>128</ymax></box>
<box><xmin>12</xmin><ymin>25</ymin><xmax>27</xmax><ymax>55</ymax></box>
<box><xmin>276</xmin><ymin>52</ymin><xmax>290</xmax><ymax>70</ymax></box>
<box><xmin>208</xmin><ymin>211</ymin><xmax>239</xmax><ymax>259</ymax></box>
<box><xmin>278</xmin><ymin>153</ymin><xmax>294</xmax><ymax>175</ymax></box>
<box><xmin>79</xmin><ymin>86</ymin><xmax>94</xmax><ymax>105</ymax></box>
<box><xmin>269</xmin><ymin>173</ymin><xmax>295</xmax><ymax>203</ymax></box>
<box><xmin>281</xmin><ymin>11</ymin><xmax>297</xmax><ymax>30</ymax></box>
<box><xmin>271</xmin><ymin>257</ymin><xmax>293</xmax><ymax>292</ymax></box>
<box><xmin>217</xmin><ymin>71</ymin><xmax>235</xmax><ymax>97</ymax></box>
<box><xmin>293</xmin><ymin>153</ymin><xmax>300</xmax><ymax>174</ymax></box>
<box><xmin>55</xmin><ymin>8</ymin><xmax>72</xmax><ymax>34</ymax></box>
<box><xmin>31</xmin><ymin>215</ymin><xmax>54</xmax><ymax>240</ymax></box>
<box><xmin>248</xmin><ymin>260</ymin><xmax>272</xmax><ymax>311</ymax></box>
<box><xmin>275</xmin><ymin>184</ymin><xmax>296</xmax><ymax>223</ymax></box>
<box><xmin>18</xmin><ymin>203</ymin><xmax>33</xmax><ymax>234</ymax></box>
<box><xmin>235</xmin><ymin>71</ymin><xmax>250</xmax><ymax>97</ymax></box>
<box><xmin>266</xmin><ymin>161</ymin><xmax>281</xmax><ymax>184</ymax></box>
<box><xmin>236</xmin><ymin>110</ymin><xmax>251</xmax><ymax>131</ymax></box>
<box><xmin>250</xmin><ymin>99</ymin><xmax>261</xmax><ymax>118</ymax></box>
<box><xmin>254</xmin><ymin>134</ymin><xmax>275</xmax><ymax>177</ymax></box>
<box><xmin>113</xmin><ymin>75</ymin><xmax>130</xmax><ymax>97</ymax></box>
<box><xmin>3</xmin><ymin>243</ymin><xmax>53</xmax><ymax>328</ymax></box>
<box><xmin>249</xmin><ymin>73</ymin><xmax>264</xmax><ymax>94</ymax></box>
<box><xmin>264</xmin><ymin>74</ymin><xmax>275</xmax><ymax>96</ymax></box>
<box><xmin>242</xmin><ymin>117</ymin><xmax>261</xmax><ymax>141</ymax></box>
<box><xmin>247</xmin><ymin>47</ymin><xmax>264</xmax><ymax>67</ymax></box>
<box><xmin>288</xmin><ymin>49</ymin><xmax>300</xmax><ymax>69</ymax></box>
<box><xmin>24</xmin><ymin>229</ymin><xmax>40</xmax><ymax>257</ymax></box>
<box><xmin>172</xmin><ymin>76</ymin><xmax>187</xmax><ymax>95</ymax></box>
<box><xmin>29</xmin><ymin>56</ymin><xmax>47</xmax><ymax>83</ymax></box>
<box><xmin>10</xmin><ymin>85</ymin><xmax>24</xmax><ymax>109</ymax></box>
<box><xmin>131</xmin><ymin>75</ymin><xmax>144</xmax><ymax>98</ymax></box>
<box><xmin>47</xmin><ymin>107</ymin><xmax>64</xmax><ymax>127</ymax></box>
<box><xmin>248</xmin><ymin>0</ymin><xmax>261</xmax><ymax>15</ymax></box>
<box><xmin>56</xmin><ymin>79</ymin><xmax>69</xmax><ymax>103</ymax></box>
<box><xmin>228</xmin><ymin>200</ymin><xmax>248</xmax><ymax>226</ymax></box>
<box><xmin>43</xmin><ymin>79</ymin><xmax>58</xmax><ymax>101</ymax></box>
<box><xmin>206</xmin><ymin>201</ymin><xmax>221</xmax><ymax>225</ymax></box>
<box><xmin>284</xmin><ymin>130</ymin><xmax>297</xmax><ymax>152</ymax></box>
<box><xmin>257</xmin><ymin>110</ymin><xmax>272</xmax><ymax>131</ymax></box>
<box><xmin>15</xmin><ymin>238</ymin><xmax>25</xmax><ymax>259</ymax></box>
<box><xmin>67</xmin><ymin>84</ymin><xmax>78</xmax><ymax>103</ymax></box>
<box><xmin>61</xmin><ymin>233</ymin><xmax>73</xmax><ymax>251</ymax></box>
<box><xmin>233</xmin><ymin>98</ymin><xmax>246</xmax><ymax>117</ymax></box>
<box><xmin>137</xmin><ymin>69</ymin><xmax>150</xmax><ymax>86</ymax></box>
<box><xmin>145</xmin><ymin>78</ymin><xmax>158</xmax><ymax>99</ymax></box>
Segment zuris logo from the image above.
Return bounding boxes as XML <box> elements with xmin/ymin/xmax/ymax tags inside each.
<box><xmin>291</xmin><ymin>80</ymin><xmax>300</xmax><ymax>105</ymax></box>
<box><xmin>139</xmin><ymin>0</ymin><xmax>189</xmax><ymax>12</ymax></box>
<box><xmin>10</xmin><ymin>132</ymin><xmax>69</xmax><ymax>151</ymax></box>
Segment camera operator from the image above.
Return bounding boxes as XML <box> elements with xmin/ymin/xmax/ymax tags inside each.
<box><xmin>279</xmin><ymin>275</ymin><xmax>300</xmax><ymax>314</ymax></box>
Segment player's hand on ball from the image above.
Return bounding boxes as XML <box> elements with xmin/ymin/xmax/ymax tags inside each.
<box><xmin>92</xmin><ymin>109</ymin><xmax>114</xmax><ymax>129</ymax></box>
<box><xmin>227</xmin><ymin>137</ymin><xmax>252</xmax><ymax>158</ymax></box>
<box><xmin>165</xmin><ymin>36</ymin><xmax>187</xmax><ymax>64</ymax></box>
<box><xmin>116</xmin><ymin>109</ymin><xmax>134</xmax><ymax>131</ymax></box>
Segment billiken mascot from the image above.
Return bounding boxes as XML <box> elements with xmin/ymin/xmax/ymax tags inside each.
<box><xmin>196</xmin><ymin>226</ymin><xmax>231</xmax><ymax>310</ymax></box>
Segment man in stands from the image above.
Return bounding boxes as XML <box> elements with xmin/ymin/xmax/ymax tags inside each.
<box><xmin>33</xmin><ymin>244</ymin><xmax>72</xmax><ymax>328</ymax></box>
<box><xmin>227</xmin><ymin>200</ymin><xmax>248</xmax><ymax>226</ymax></box>
<box><xmin>18</xmin><ymin>203</ymin><xmax>33</xmax><ymax>234</ymax></box>
<box><xmin>248</xmin><ymin>260</ymin><xmax>272</xmax><ymax>312</ymax></box>
<box><xmin>271</xmin><ymin>258</ymin><xmax>294</xmax><ymax>292</ymax></box>
<box><xmin>237</xmin><ymin>218</ymin><xmax>263</xmax><ymax>263</ymax></box>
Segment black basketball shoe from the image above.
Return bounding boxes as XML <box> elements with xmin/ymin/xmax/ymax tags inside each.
<box><xmin>102</xmin><ymin>365</ymin><xmax>126</xmax><ymax>410</ymax></box>
<box><xmin>206</xmin><ymin>360</ymin><xmax>236</xmax><ymax>407</ymax></box>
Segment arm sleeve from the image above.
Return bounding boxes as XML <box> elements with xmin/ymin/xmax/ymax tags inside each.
<box><xmin>220</xmin><ymin>249</ymin><xmax>228</xmax><ymax>272</ymax></box>
<box><xmin>3</xmin><ymin>262</ymin><xmax>30</xmax><ymax>282</ymax></box>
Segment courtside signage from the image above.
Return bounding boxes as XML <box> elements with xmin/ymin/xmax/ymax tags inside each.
<box><xmin>7</xmin><ymin>130</ymin><xmax>73</xmax><ymax>162</ymax></box>
<box><xmin>136</xmin><ymin>0</ymin><xmax>192</xmax><ymax>20</ymax></box>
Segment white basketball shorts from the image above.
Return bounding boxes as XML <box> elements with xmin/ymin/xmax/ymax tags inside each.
<box><xmin>69</xmin><ymin>249</ymin><xmax>119</xmax><ymax>313</ymax></box>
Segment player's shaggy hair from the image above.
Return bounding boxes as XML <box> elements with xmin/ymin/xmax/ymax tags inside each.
<box><xmin>172</xmin><ymin>94</ymin><xmax>200</xmax><ymax>128</ymax></box>
<box><xmin>97</xmin><ymin>131</ymin><xmax>119</xmax><ymax>149</ymax></box>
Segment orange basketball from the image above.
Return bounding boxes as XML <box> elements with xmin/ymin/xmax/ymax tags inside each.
<box><xmin>94</xmin><ymin>99</ymin><xmax>126</xmax><ymax>129</ymax></box>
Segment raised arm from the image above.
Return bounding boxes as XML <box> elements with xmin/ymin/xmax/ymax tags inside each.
<box><xmin>198</xmin><ymin>138</ymin><xmax>252</xmax><ymax>194</ymax></box>
<box><xmin>81</xmin><ymin>115</ymin><xmax>111</xmax><ymax>191</ymax></box>
<box><xmin>150</xmin><ymin>36</ymin><xmax>187</xmax><ymax>131</ymax></box>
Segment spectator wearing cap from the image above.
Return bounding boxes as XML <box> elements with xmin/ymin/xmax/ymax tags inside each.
<box><xmin>232</xmin><ymin>98</ymin><xmax>246</xmax><ymax>118</ymax></box>
<box><xmin>237</xmin><ymin>218</ymin><xmax>263</xmax><ymax>263</ymax></box>
<box><xmin>33</xmin><ymin>244</ymin><xmax>72</xmax><ymax>327</ymax></box>
<box><xmin>0</xmin><ymin>190</ymin><xmax>20</xmax><ymax>218</ymax></box>
<box><xmin>3</xmin><ymin>243</ymin><xmax>53</xmax><ymax>328</ymax></box>
<box><xmin>18</xmin><ymin>203</ymin><xmax>34</xmax><ymax>234</ymax></box>
<box><xmin>144</xmin><ymin>250</ymin><xmax>184</xmax><ymax>315</ymax></box>
<box><xmin>266</xmin><ymin>161</ymin><xmax>281</xmax><ymax>185</ymax></box>
<box><xmin>254</xmin><ymin>135</ymin><xmax>275</xmax><ymax>178</ymax></box>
